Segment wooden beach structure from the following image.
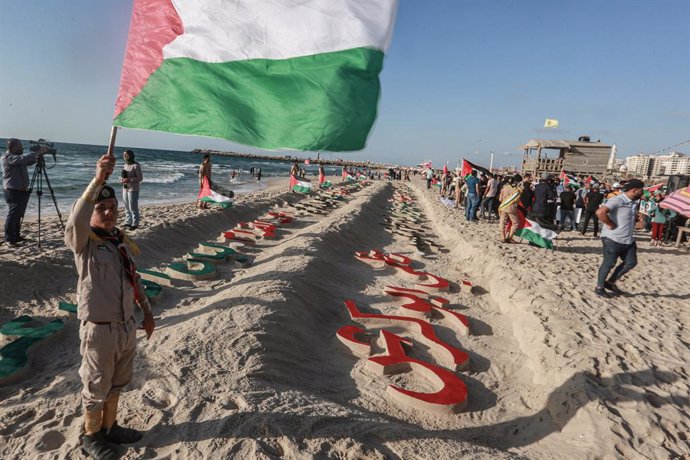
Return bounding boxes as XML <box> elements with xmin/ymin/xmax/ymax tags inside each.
<box><xmin>519</xmin><ymin>136</ymin><xmax>615</xmax><ymax>178</ymax></box>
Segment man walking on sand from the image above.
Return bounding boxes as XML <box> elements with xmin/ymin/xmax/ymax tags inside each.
<box><xmin>594</xmin><ymin>179</ymin><xmax>644</xmax><ymax>298</ymax></box>
<box><xmin>65</xmin><ymin>153</ymin><xmax>155</xmax><ymax>459</ymax></box>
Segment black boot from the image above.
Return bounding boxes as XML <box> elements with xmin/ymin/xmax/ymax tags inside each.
<box><xmin>82</xmin><ymin>431</ymin><xmax>119</xmax><ymax>460</ymax></box>
<box><xmin>104</xmin><ymin>423</ymin><xmax>143</xmax><ymax>444</ymax></box>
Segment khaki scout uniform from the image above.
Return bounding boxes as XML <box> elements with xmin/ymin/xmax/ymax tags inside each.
<box><xmin>65</xmin><ymin>179</ymin><xmax>149</xmax><ymax>411</ymax></box>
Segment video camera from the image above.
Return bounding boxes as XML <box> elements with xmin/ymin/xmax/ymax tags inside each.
<box><xmin>29</xmin><ymin>138</ymin><xmax>58</xmax><ymax>162</ymax></box>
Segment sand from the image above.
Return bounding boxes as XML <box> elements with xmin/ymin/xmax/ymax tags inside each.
<box><xmin>0</xmin><ymin>176</ymin><xmax>688</xmax><ymax>459</ymax></box>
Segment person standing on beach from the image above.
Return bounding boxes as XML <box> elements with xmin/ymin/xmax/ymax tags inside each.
<box><xmin>480</xmin><ymin>174</ymin><xmax>498</xmax><ymax>220</ymax></box>
<box><xmin>120</xmin><ymin>150</ymin><xmax>143</xmax><ymax>230</ymax></box>
<box><xmin>558</xmin><ymin>184</ymin><xmax>576</xmax><ymax>231</ymax></box>
<box><xmin>65</xmin><ymin>153</ymin><xmax>155</xmax><ymax>459</ymax></box>
<box><xmin>424</xmin><ymin>167</ymin><xmax>433</xmax><ymax>189</ymax></box>
<box><xmin>464</xmin><ymin>170</ymin><xmax>480</xmax><ymax>222</ymax></box>
<box><xmin>497</xmin><ymin>174</ymin><xmax>522</xmax><ymax>243</ymax></box>
<box><xmin>520</xmin><ymin>174</ymin><xmax>534</xmax><ymax>213</ymax></box>
<box><xmin>2</xmin><ymin>138</ymin><xmax>45</xmax><ymax>246</ymax></box>
<box><xmin>198</xmin><ymin>154</ymin><xmax>212</xmax><ymax>208</ymax></box>
<box><xmin>256</xmin><ymin>167</ymin><xmax>262</xmax><ymax>181</ymax></box>
<box><xmin>453</xmin><ymin>171</ymin><xmax>463</xmax><ymax>209</ymax></box>
<box><xmin>575</xmin><ymin>182</ymin><xmax>589</xmax><ymax>228</ymax></box>
<box><xmin>581</xmin><ymin>184</ymin><xmax>604</xmax><ymax>237</ymax></box>
<box><xmin>647</xmin><ymin>193</ymin><xmax>675</xmax><ymax>246</ymax></box>
<box><xmin>594</xmin><ymin>179</ymin><xmax>644</xmax><ymax>297</ymax></box>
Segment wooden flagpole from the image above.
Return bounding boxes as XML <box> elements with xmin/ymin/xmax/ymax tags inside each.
<box><xmin>106</xmin><ymin>126</ymin><xmax>118</xmax><ymax>157</ymax></box>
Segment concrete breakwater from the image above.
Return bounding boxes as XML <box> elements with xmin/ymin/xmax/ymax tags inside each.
<box><xmin>192</xmin><ymin>148</ymin><xmax>393</xmax><ymax>170</ymax></box>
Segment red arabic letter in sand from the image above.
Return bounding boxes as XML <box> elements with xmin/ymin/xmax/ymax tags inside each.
<box><xmin>344</xmin><ymin>300</ymin><xmax>470</xmax><ymax>371</ymax></box>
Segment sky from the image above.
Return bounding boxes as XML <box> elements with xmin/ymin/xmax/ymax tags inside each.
<box><xmin>1</xmin><ymin>0</ymin><xmax>689</xmax><ymax>168</ymax></box>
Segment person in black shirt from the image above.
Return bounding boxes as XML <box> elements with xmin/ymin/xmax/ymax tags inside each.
<box><xmin>581</xmin><ymin>184</ymin><xmax>604</xmax><ymax>237</ymax></box>
<box><xmin>559</xmin><ymin>185</ymin><xmax>576</xmax><ymax>231</ymax></box>
<box><xmin>520</xmin><ymin>176</ymin><xmax>534</xmax><ymax>212</ymax></box>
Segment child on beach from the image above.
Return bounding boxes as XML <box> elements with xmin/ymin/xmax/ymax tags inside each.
<box><xmin>648</xmin><ymin>194</ymin><xmax>676</xmax><ymax>246</ymax></box>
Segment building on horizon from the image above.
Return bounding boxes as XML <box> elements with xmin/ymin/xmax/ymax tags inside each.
<box><xmin>624</xmin><ymin>151</ymin><xmax>689</xmax><ymax>179</ymax></box>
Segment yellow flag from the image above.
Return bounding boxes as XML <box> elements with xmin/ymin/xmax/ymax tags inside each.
<box><xmin>544</xmin><ymin>119</ymin><xmax>559</xmax><ymax>128</ymax></box>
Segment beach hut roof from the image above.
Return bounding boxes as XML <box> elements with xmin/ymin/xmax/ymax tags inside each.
<box><xmin>519</xmin><ymin>139</ymin><xmax>612</xmax><ymax>151</ymax></box>
<box><xmin>519</xmin><ymin>139</ymin><xmax>571</xmax><ymax>150</ymax></box>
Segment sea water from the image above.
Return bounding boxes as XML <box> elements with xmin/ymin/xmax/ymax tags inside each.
<box><xmin>0</xmin><ymin>140</ymin><xmax>340</xmax><ymax>218</ymax></box>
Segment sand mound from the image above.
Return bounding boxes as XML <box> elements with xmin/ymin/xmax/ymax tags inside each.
<box><xmin>1</xmin><ymin>178</ymin><xmax>688</xmax><ymax>459</ymax></box>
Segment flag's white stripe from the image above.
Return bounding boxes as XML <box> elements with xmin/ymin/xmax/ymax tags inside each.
<box><xmin>165</xmin><ymin>0</ymin><xmax>398</xmax><ymax>63</ymax></box>
<box><xmin>525</xmin><ymin>219</ymin><xmax>558</xmax><ymax>239</ymax></box>
<box><xmin>294</xmin><ymin>180</ymin><xmax>312</xmax><ymax>189</ymax></box>
<box><xmin>207</xmin><ymin>189</ymin><xmax>232</xmax><ymax>203</ymax></box>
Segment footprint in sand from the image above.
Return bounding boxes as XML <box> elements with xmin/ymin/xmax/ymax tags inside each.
<box><xmin>217</xmin><ymin>393</ymin><xmax>249</xmax><ymax>411</ymax></box>
<box><xmin>142</xmin><ymin>387</ymin><xmax>179</xmax><ymax>410</ymax></box>
<box><xmin>34</xmin><ymin>430</ymin><xmax>66</xmax><ymax>452</ymax></box>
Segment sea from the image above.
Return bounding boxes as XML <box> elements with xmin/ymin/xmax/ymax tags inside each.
<box><xmin>0</xmin><ymin>140</ymin><xmax>341</xmax><ymax>219</ymax></box>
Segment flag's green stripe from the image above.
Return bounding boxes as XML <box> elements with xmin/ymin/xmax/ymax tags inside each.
<box><xmin>514</xmin><ymin>229</ymin><xmax>554</xmax><ymax>249</ymax></box>
<box><xmin>200</xmin><ymin>196</ymin><xmax>232</xmax><ymax>208</ymax></box>
<box><xmin>292</xmin><ymin>185</ymin><xmax>312</xmax><ymax>194</ymax></box>
<box><xmin>114</xmin><ymin>47</ymin><xmax>384</xmax><ymax>151</ymax></box>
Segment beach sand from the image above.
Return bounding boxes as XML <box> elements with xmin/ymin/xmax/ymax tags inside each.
<box><xmin>0</xmin><ymin>176</ymin><xmax>688</xmax><ymax>459</ymax></box>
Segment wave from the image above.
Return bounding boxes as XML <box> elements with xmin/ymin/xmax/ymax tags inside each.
<box><xmin>144</xmin><ymin>172</ymin><xmax>185</xmax><ymax>184</ymax></box>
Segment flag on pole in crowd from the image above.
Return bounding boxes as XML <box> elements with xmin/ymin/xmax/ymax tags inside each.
<box><xmin>461</xmin><ymin>159</ymin><xmax>492</xmax><ymax>178</ymax></box>
<box><xmin>113</xmin><ymin>0</ymin><xmax>399</xmax><ymax>152</ymax></box>
<box><xmin>660</xmin><ymin>186</ymin><xmax>690</xmax><ymax>217</ymax></box>
<box><xmin>643</xmin><ymin>183</ymin><xmax>664</xmax><ymax>198</ymax></box>
<box><xmin>544</xmin><ymin>119</ymin><xmax>559</xmax><ymax>128</ymax></box>
<box><xmin>514</xmin><ymin>209</ymin><xmax>557</xmax><ymax>249</ymax></box>
<box><xmin>198</xmin><ymin>177</ymin><xmax>233</xmax><ymax>208</ymax></box>
<box><xmin>289</xmin><ymin>175</ymin><xmax>313</xmax><ymax>194</ymax></box>
<box><xmin>559</xmin><ymin>170</ymin><xmax>580</xmax><ymax>189</ymax></box>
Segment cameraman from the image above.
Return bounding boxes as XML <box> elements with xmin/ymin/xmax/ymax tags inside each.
<box><xmin>2</xmin><ymin>138</ymin><xmax>45</xmax><ymax>246</ymax></box>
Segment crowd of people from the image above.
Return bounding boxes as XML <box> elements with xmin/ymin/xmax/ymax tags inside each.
<box><xmin>421</xmin><ymin>165</ymin><xmax>686</xmax><ymax>298</ymax></box>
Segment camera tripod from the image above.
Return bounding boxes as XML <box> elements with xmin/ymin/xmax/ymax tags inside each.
<box><xmin>28</xmin><ymin>155</ymin><xmax>64</xmax><ymax>248</ymax></box>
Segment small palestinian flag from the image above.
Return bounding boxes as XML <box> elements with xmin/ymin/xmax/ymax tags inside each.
<box><xmin>643</xmin><ymin>183</ymin><xmax>664</xmax><ymax>198</ymax></box>
<box><xmin>560</xmin><ymin>170</ymin><xmax>580</xmax><ymax>189</ymax></box>
<box><xmin>198</xmin><ymin>177</ymin><xmax>233</xmax><ymax>208</ymax></box>
<box><xmin>290</xmin><ymin>175</ymin><xmax>312</xmax><ymax>194</ymax></box>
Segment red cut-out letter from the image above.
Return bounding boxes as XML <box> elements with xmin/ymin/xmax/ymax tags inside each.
<box><xmin>344</xmin><ymin>300</ymin><xmax>469</xmax><ymax>371</ymax></box>
<box><xmin>367</xmin><ymin>330</ymin><xmax>468</xmax><ymax>414</ymax></box>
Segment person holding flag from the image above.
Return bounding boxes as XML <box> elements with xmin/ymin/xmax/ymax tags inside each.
<box><xmin>197</xmin><ymin>155</ymin><xmax>212</xmax><ymax>209</ymax></box>
<box><xmin>498</xmin><ymin>174</ymin><xmax>522</xmax><ymax>242</ymax></box>
<box><xmin>65</xmin><ymin>153</ymin><xmax>155</xmax><ymax>459</ymax></box>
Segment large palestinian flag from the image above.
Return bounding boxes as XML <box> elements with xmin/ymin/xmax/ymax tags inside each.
<box><xmin>461</xmin><ymin>159</ymin><xmax>491</xmax><ymax>178</ymax></box>
<box><xmin>114</xmin><ymin>0</ymin><xmax>399</xmax><ymax>151</ymax></box>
